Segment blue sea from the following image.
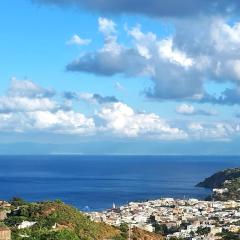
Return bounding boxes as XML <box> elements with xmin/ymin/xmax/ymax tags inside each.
<box><xmin>0</xmin><ymin>155</ymin><xmax>239</xmax><ymax>211</ymax></box>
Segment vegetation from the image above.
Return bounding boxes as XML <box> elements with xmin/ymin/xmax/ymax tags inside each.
<box><xmin>0</xmin><ymin>221</ymin><xmax>7</xmax><ymax>228</ymax></box>
<box><xmin>196</xmin><ymin>168</ymin><xmax>240</xmax><ymax>188</ymax></box>
<box><xmin>5</xmin><ymin>198</ymin><xmax>120</xmax><ymax>240</ymax></box>
<box><xmin>216</xmin><ymin>177</ymin><xmax>240</xmax><ymax>201</ymax></box>
<box><xmin>196</xmin><ymin>226</ymin><xmax>211</xmax><ymax>236</ymax></box>
<box><xmin>217</xmin><ymin>229</ymin><xmax>240</xmax><ymax>240</ymax></box>
<box><xmin>196</xmin><ymin>168</ymin><xmax>240</xmax><ymax>200</ymax></box>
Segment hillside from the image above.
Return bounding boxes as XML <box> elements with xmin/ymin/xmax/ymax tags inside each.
<box><xmin>4</xmin><ymin>198</ymin><xmax>120</xmax><ymax>240</ymax></box>
<box><xmin>196</xmin><ymin>168</ymin><xmax>240</xmax><ymax>201</ymax></box>
<box><xmin>196</xmin><ymin>168</ymin><xmax>240</xmax><ymax>188</ymax></box>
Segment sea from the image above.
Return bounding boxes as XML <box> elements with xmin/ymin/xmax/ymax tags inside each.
<box><xmin>0</xmin><ymin>155</ymin><xmax>239</xmax><ymax>211</ymax></box>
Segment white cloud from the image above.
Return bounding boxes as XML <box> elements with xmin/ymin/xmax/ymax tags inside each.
<box><xmin>158</xmin><ymin>38</ymin><xmax>193</xmax><ymax>68</ymax></box>
<box><xmin>8</xmin><ymin>78</ymin><xmax>54</xmax><ymax>98</ymax></box>
<box><xmin>0</xmin><ymin>79</ymin><xmax>239</xmax><ymax>142</ymax></box>
<box><xmin>67</xmin><ymin>22</ymin><xmax>202</xmax><ymax>100</ymax></box>
<box><xmin>97</xmin><ymin>102</ymin><xmax>187</xmax><ymax>139</ymax></box>
<box><xmin>98</xmin><ymin>17</ymin><xmax>116</xmax><ymax>36</ymax></box>
<box><xmin>176</xmin><ymin>104</ymin><xmax>217</xmax><ymax>116</ymax></box>
<box><xmin>211</xmin><ymin>19</ymin><xmax>240</xmax><ymax>53</ymax></box>
<box><xmin>0</xmin><ymin>79</ymin><xmax>58</xmax><ymax>113</ymax></box>
<box><xmin>66</xmin><ymin>17</ymin><xmax>240</xmax><ymax>104</ymax></box>
<box><xmin>176</xmin><ymin>104</ymin><xmax>195</xmax><ymax>115</ymax></box>
<box><xmin>188</xmin><ymin>122</ymin><xmax>240</xmax><ymax>141</ymax></box>
<box><xmin>26</xmin><ymin>110</ymin><xmax>96</xmax><ymax>134</ymax></box>
<box><xmin>0</xmin><ymin>79</ymin><xmax>187</xmax><ymax>140</ymax></box>
<box><xmin>0</xmin><ymin>110</ymin><xmax>95</xmax><ymax>135</ymax></box>
<box><xmin>78</xmin><ymin>92</ymin><xmax>95</xmax><ymax>103</ymax></box>
<box><xmin>0</xmin><ymin>79</ymin><xmax>95</xmax><ymax>134</ymax></box>
<box><xmin>66</xmin><ymin>34</ymin><xmax>91</xmax><ymax>46</ymax></box>
<box><xmin>0</xmin><ymin>96</ymin><xmax>57</xmax><ymax>113</ymax></box>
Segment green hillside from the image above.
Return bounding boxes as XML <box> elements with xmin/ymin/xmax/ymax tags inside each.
<box><xmin>4</xmin><ymin>198</ymin><xmax>120</xmax><ymax>240</ymax></box>
<box><xmin>196</xmin><ymin>168</ymin><xmax>240</xmax><ymax>189</ymax></box>
<box><xmin>196</xmin><ymin>168</ymin><xmax>240</xmax><ymax>201</ymax></box>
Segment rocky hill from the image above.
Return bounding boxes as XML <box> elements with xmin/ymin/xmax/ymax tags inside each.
<box><xmin>196</xmin><ymin>168</ymin><xmax>240</xmax><ymax>188</ymax></box>
<box><xmin>196</xmin><ymin>168</ymin><xmax>240</xmax><ymax>201</ymax></box>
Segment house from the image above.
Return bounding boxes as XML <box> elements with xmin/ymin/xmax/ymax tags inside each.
<box><xmin>0</xmin><ymin>227</ymin><xmax>11</xmax><ymax>240</ymax></box>
<box><xmin>0</xmin><ymin>211</ymin><xmax>7</xmax><ymax>221</ymax></box>
<box><xmin>18</xmin><ymin>221</ymin><xmax>36</xmax><ymax>229</ymax></box>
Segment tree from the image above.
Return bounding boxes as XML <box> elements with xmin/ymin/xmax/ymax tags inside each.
<box><xmin>154</xmin><ymin>223</ymin><xmax>168</xmax><ymax>235</ymax></box>
<box><xmin>119</xmin><ymin>223</ymin><xmax>129</xmax><ymax>233</ymax></box>
<box><xmin>10</xmin><ymin>197</ymin><xmax>27</xmax><ymax>207</ymax></box>
<box><xmin>196</xmin><ymin>226</ymin><xmax>211</xmax><ymax>235</ymax></box>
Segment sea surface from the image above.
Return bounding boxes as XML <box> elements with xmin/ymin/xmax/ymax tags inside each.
<box><xmin>0</xmin><ymin>155</ymin><xmax>239</xmax><ymax>211</ymax></box>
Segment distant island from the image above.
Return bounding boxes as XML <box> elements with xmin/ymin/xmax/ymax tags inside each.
<box><xmin>196</xmin><ymin>167</ymin><xmax>240</xmax><ymax>201</ymax></box>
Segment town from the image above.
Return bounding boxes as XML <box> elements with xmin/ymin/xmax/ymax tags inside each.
<box><xmin>0</xmin><ymin>196</ymin><xmax>239</xmax><ymax>240</ymax></box>
<box><xmin>87</xmin><ymin>197</ymin><xmax>240</xmax><ymax>239</ymax></box>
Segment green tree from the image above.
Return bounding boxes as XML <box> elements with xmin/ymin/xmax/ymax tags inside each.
<box><xmin>196</xmin><ymin>226</ymin><xmax>211</xmax><ymax>235</ymax></box>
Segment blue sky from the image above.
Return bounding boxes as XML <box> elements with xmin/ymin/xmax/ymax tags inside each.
<box><xmin>1</xmin><ymin>0</ymin><xmax>240</xmax><ymax>154</ymax></box>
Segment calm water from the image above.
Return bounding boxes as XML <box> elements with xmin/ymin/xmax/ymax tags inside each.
<box><xmin>0</xmin><ymin>155</ymin><xmax>239</xmax><ymax>211</ymax></box>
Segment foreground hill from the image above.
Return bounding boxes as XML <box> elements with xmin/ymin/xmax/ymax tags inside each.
<box><xmin>2</xmin><ymin>198</ymin><xmax>164</xmax><ymax>240</ymax></box>
<box><xmin>3</xmin><ymin>198</ymin><xmax>119</xmax><ymax>240</ymax></box>
<box><xmin>196</xmin><ymin>168</ymin><xmax>240</xmax><ymax>201</ymax></box>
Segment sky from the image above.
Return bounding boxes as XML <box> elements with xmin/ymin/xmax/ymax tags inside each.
<box><xmin>1</xmin><ymin>0</ymin><xmax>240</xmax><ymax>154</ymax></box>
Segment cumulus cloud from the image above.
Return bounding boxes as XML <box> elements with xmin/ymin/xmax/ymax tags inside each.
<box><xmin>66</xmin><ymin>20</ymin><xmax>146</xmax><ymax>77</ymax></box>
<box><xmin>188</xmin><ymin>122</ymin><xmax>240</xmax><ymax>141</ymax></box>
<box><xmin>66</xmin><ymin>34</ymin><xmax>91</xmax><ymax>46</ymax></box>
<box><xmin>66</xmin><ymin>20</ymin><xmax>202</xmax><ymax>100</ymax></box>
<box><xmin>0</xmin><ymin>79</ymin><xmax>95</xmax><ymax>135</ymax></box>
<box><xmin>8</xmin><ymin>78</ymin><xmax>55</xmax><ymax>98</ymax></box>
<box><xmin>98</xmin><ymin>17</ymin><xmax>116</xmax><ymax>35</ymax></box>
<box><xmin>0</xmin><ymin>79</ymin><xmax>239</xmax><ymax>141</ymax></box>
<box><xmin>32</xmin><ymin>1</ymin><xmax>240</xmax><ymax>105</ymax></box>
<box><xmin>176</xmin><ymin>104</ymin><xmax>217</xmax><ymax>116</ymax></box>
<box><xmin>66</xmin><ymin>19</ymin><xmax>200</xmax><ymax>99</ymax></box>
<box><xmin>63</xmin><ymin>91</ymin><xmax>119</xmax><ymax>104</ymax></box>
<box><xmin>33</xmin><ymin>0</ymin><xmax>240</xmax><ymax>18</ymax></box>
<box><xmin>0</xmin><ymin>79</ymin><xmax>190</xmax><ymax>139</ymax></box>
<box><xmin>97</xmin><ymin>102</ymin><xmax>187</xmax><ymax>139</ymax></box>
<box><xmin>0</xmin><ymin>79</ymin><xmax>59</xmax><ymax>113</ymax></box>
<box><xmin>65</xmin><ymin>17</ymin><xmax>240</xmax><ymax>104</ymax></box>
<box><xmin>0</xmin><ymin>111</ymin><xmax>96</xmax><ymax>134</ymax></box>
<box><xmin>0</xmin><ymin>97</ymin><xmax>57</xmax><ymax>113</ymax></box>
